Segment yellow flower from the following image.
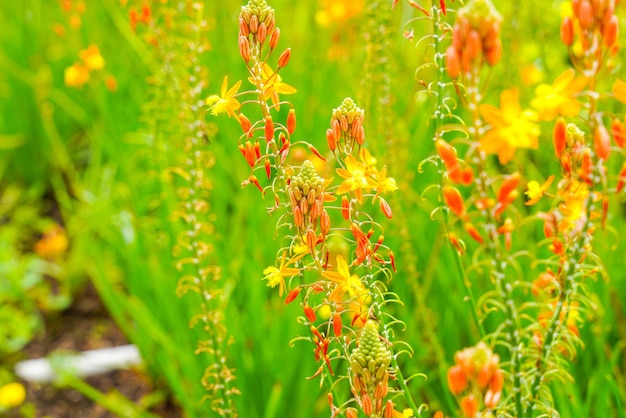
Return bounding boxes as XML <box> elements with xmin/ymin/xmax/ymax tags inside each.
<box><xmin>558</xmin><ymin>180</ymin><xmax>588</xmax><ymax>231</ymax></box>
<box><xmin>0</xmin><ymin>382</ymin><xmax>26</xmax><ymax>408</ymax></box>
<box><xmin>315</xmin><ymin>0</ymin><xmax>364</xmax><ymax>26</ymax></box>
<box><xmin>250</xmin><ymin>63</ymin><xmax>296</xmax><ymax>109</ymax></box>
<box><xmin>525</xmin><ymin>175</ymin><xmax>554</xmax><ymax>206</ymax></box>
<box><xmin>479</xmin><ymin>89</ymin><xmax>540</xmax><ymax>164</ymax></box>
<box><xmin>371</xmin><ymin>166</ymin><xmax>398</xmax><ymax>197</ymax></box>
<box><xmin>393</xmin><ymin>408</ymin><xmax>415</xmax><ymax>418</ymax></box>
<box><xmin>262</xmin><ymin>251</ymin><xmax>303</xmax><ymax>296</ymax></box>
<box><xmin>531</xmin><ymin>69</ymin><xmax>587</xmax><ymax>120</ymax></box>
<box><xmin>206</xmin><ymin>76</ymin><xmax>242</xmax><ymax>120</ymax></box>
<box><xmin>79</xmin><ymin>44</ymin><xmax>105</xmax><ymax>70</ymax></box>
<box><xmin>322</xmin><ymin>255</ymin><xmax>366</xmax><ymax>302</ymax></box>
<box><xmin>613</xmin><ymin>79</ymin><xmax>626</xmax><ymax>104</ymax></box>
<box><xmin>64</xmin><ymin>63</ymin><xmax>90</xmax><ymax>87</ymax></box>
<box><xmin>336</xmin><ymin>155</ymin><xmax>376</xmax><ymax>202</ymax></box>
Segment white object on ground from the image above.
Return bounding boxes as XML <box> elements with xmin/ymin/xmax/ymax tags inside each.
<box><xmin>15</xmin><ymin>344</ymin><xmax>141</xmax><ymax>383</ymax></box>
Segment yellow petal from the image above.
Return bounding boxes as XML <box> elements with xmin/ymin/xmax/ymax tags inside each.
<box><xmin>614</xmin><ymin>79</ymin><xmax>626</xmax><ymax>104</ymax></box>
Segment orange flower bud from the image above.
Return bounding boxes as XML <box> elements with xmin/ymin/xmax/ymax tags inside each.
<box><xmin>341</xmin><ymin>196</ymin><xmax>350</xmax><ymax>220</ymax></box>
<box><xmin>269</xmin><ymin>27</ymin><xmax>280</xmax><ymax>50</ymax></box>
<box><xmin>443</xmin><ymin>186</ymin><xmax>465</xmax><ymax>218</ymax></box>
<box><xmin>485</xmin><ymin>39</ymin><xmax>502</xmax><ymax>66</ymax></box>
<box><xmin>554</xmin><ymin>118</ymin><xmax>567</xmax><ymax>157</ymax></box>
<box><xmin>249</xmin><ymin>14</ymin><xmax>259</xmax><ymax>33</ymax></box>
<box><xmin>389</xmin><ymin>250</ymin><xmax>397</xmax><ymax>272</ymax></box>
<box><xmin>477</xmin><ymin>366</ymin><xmax>491</xmax><ymax>389</ymax></box>
<box><xmin>445</xmin><ymin>45</ymin><xmax>461</xmax><ymax>78</ymax></box>
<box><xmin>461</xmin><ymin>167</ymin><xmax>474</xmax><ymax>185</ymax></box>
<box><xmin>257</xmin><ymin>22</ymin><xmax>267</xmax><ymax>43</ymax></box>
<box><xmin>239</xmin><ymin>17</ymin><xmax>249</xmax><ymax>37</ymax></box>
<box><xmin>239</xmin><ymin>113</ymin><xmax>252</xmax><ymax>134</ymax></box>
<box><xmin>379</xmin><ymin>197</ymin><xmax>393</xmax><ymax>219</ymax></box>
<box><xmin>490</xmin><ymin>369</ymin><xmax>504</xmax><ymax>392</ymax></box>
<box><xmin>239</xmin><ymin>35</ymin><xmax>251</xmax><ymax>63</ymax></box>
<box><xmin>497</xmin><ymin>172</ymin><xmax>520</xmax><ymax>205</ymax></box>
<box><xmin>561</xmin><ymin>17</ymin><xmax>574</xmax><ymax>46</ymax></box>
<box><xmin>466</xmin><ymin>30</ymin><xmax>482</xmax><ymax>60</ymax></box>
<box><xmin>384</xmin><ymin>400</ymin><xmax>394</xmax><ymax>418</ymax></box>
<box><xmin>254</xmin><ymin>141</ymin><xmax>261</xmax><ymax>159</ymax></box>
<box><xmin>439</xmin><ymin>0</ymin><xmax>447</xmax><ymax>15</ymax></box>
<box><xmin>321</xmin><ymin>209</ymin><xmax>330</xmax><ymax>235</ymax></box>
<box><xmin>306</xmin><ymin>229</ymin><xmax>317</xmax><ymax>254</ymax></box>
<box><xmin>460</xmin><ymin>395</ymin><xmax>478</xmax><ymax>418</ymax></box>
<box><xmin>362</xmin><ymin>394</ymin><xmax>373</xmax><ymax>416</ymax></box>
<box><xmin>611</xmin><ymin>118</ymin><xmax>626</xmax><ymax>148</ymax></box>
<box><xmin>248</xmin><ymin>174</ymin><xmax>263</xmax><ymax>192</ymax></box>
<box><xmin>351</xmin><ymin>117</ymin><xmax>361</xmax><ymax>138</ymax></box>
<box><xmin>617</xmin><ymin>163</ymin><xmax>626</xmax><ymax>192</ymax></box>
<box><xmin>604</xmin><ymin>15</ymin><xmax>619</xmax><ymax>47</ymax></box>
<box><xmin>577</xmin><ymin>0</ymin><xmax>594</xmax><ymax>29</ymax></box>
<box><xmin>464</xmin><ymin>222</ymin><xmax>484</xmax><ymax>244</ymax></box>
<box><xmin>326</xmin><ymin>128</ymin><xmax>337</xmax><ymax>151</ymax></box>
<box><xmin>346</xmin><ymin>407</ymin><xmax>358</xmax><ymax>418</ymax></box>
<box><xmin>435</xmin><ymin>139</ymin><xmax>457</xmax><ymax>168</ymax></box>
<box><xmin>304</xmin><ymin>305</ymin><xmax>316</xmax><ymax>322</ymax></box>
<box><xmin>265</xmin><ymin>157</ymin><xmax>271</xmax><ymax>179</ymax></box>
<box><xmin>293</xmin><ymin>205</ymin><xmax>303</xmax><ymax>227</ymax></box>
<box><xmin>332</xmin><ymin>313</ymin><xmax>342</xmax><ymax>337</ymax></box>
<box><xmin>356</xmin><ymin>125</ymin><xmax>365</xmax><ymax>145</ymax></box>
<box><xmin>308</xmin><ymin>144</ymin><xmax>327</xmax><ymax>161</ymax></box>
<box><xmin>287</xmin><ymin>109</ymin><xmax>296</xmax><ymax>134</ymax></box>
<box><xmin>594</xmin><ymin>124</ymin><xmax>612</xmax><ymax>160</ymax></box>
<box><xmin>285</xmin><ymin>287</ymin><xmax>301</xmax><ymax>304</ymax></box>
<box><xmin>264</xmin><ymin>116</ymin><xmax>274</xmax><ymax>142</ymax></box>
<box><xmin>277</xmin><ymin>48</ymin><xmax>291</xmax><ymax>68</ymax></box>
<box><xmin>447</xmin><ymin>364</ymin><xmax>468</xmax><ymax>395</ymax></box>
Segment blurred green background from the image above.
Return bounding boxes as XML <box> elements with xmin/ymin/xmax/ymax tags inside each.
<box><xmin>0</xmin><ymin>0</ymin><xmax>625</xmax><ymax>417</ymax></box>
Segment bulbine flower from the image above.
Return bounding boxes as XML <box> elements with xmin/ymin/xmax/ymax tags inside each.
<box><xmin>531</xmin><ymin>69</ymin><xmax>588</xmax><ymax>120</ymax></box>
<box><xmin>262</xmin><ymin>251</ymin><xmax>304</xmax><ymax>296</ymax></box>
<box><xmin>479</xmin><ymin>89</ymin><xmax>540</xmax><ymax>164</ymax></box>
<box><xmin>206</xmin><ymin>76</ymin><xmax>242</xmax><ymax>120</ymax></box>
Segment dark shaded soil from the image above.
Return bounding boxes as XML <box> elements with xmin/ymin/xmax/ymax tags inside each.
<box><xmin>12</xmin><ymin>284</ymin><xmax>182</xmax><ymax>418</ymax></box>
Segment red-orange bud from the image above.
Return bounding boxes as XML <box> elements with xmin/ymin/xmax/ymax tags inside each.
<box><xmin>443</xmin><ymin>186</ymin><xmax>465</xmax><ymax>218</ymax></box>
<box><xmin>466</xmin><ymin>30</ymin><xmax>482</xmax><ymax>60</ymax></box>
<box><xmin>326</xmin><ymin>128</ymin><xmax>337</xmax><ymax>151</ymax></box>
<box><xmin>604</xmin><ymin>15</ymin><xmax>619</xmax><ymax>47</ymax></box>
<box><xmin>286</xmin><ymin>109</ymin><xmax>296</xmax><ymax>134</ymax></box>
<box><xmin>497</xmin><ymin>172</ymin><xmax>520</xmax><ymax>205</ymax></box>
<box><xmin>293</xmin><ymin>205</ymin><xmax>303</xmax><ymax>227</ymax></box>
<box><xmin>254</xmin><ymin>141</ymin><xmax>261</xmax><ymax>159</ymax></box>
<box><xmin>285</xmin><ymin>287</ymin><xmax>301</xmax><ymax>304</ymax></box>
<box><xmin>239</xmin><ymin>17</ymin><xmax>249</xmax><ymax>37</ymax></box>
<box><xmin>617</xmin><ymin>163</ymin><xmax>626</xmax><ymax>193</ymax></box>
<box><xmin>490</xmin><ymin>369</ymin><xmax>504</xmax><ymax>393</ymax></box>
<box><xmin>308</xmin><ymin>144</ymin><xmax>327</xmax><ymax>161</ymax></box>
<box><xmin>264</xmin><ymin>116</ymin><xmax>274</xmax><ymax>142</ymax></box>
<box><xmin>362</xmin><ymin>394</ymin><xmax>373</xmax><ymax>416</ymax></box>
<box><xmin>554</xmin><ymin>118</ymin><xmax>567</xmax><ymax>157</ymax></box>
<box><xmin>304</xmin><ymin>305</ymin><xmax>316</xmax><ymax>322</ymax></box>
<box><xmin>356</xmin><ymin>125</ymin><xmax>365</xmax><ymax>145</ymax></box>
<box><xmin>238</xmin><ymin>36</ymin><xmax>250</xmax><ymax>63</ymax></box>
<box><xmin>320</xmin><ymin>209</ymin><xmax>331</xmax><ymax>235</ymax></box>
<box><xmin>239</xmin><ymin>113</ymin><xmax>252</xmax><ymax>134</ymax></box>
<box><xmin>611</xmin><ymin>119</ymin><xmax>626</xmax><ymax>148</ymax></box>
<box><xmin>485</xmin><ymin>38</ymin><xmax>502</xmax><ymax>66</ymax></box>
<box><xmin>269</xmin><ymin>27</ymin><xmax>280</xmax><ymax>50</ymax></box>
<box><xmin>436</xmin><ymin>139</ymin><xmax>457</xmax><ymax>168</ymax></box>
<box><xmin>389</xmin><ymin>250</ymin><xmax>397</xmax><ymax>272</ymax></box>
<box><xmin>265</xmin><ymin>158</ymin><xmax>271</xmax><ymax>179</ymax></box>
<box><xmin>594</xmin><ymin>124</ymin><xmax>612</xmax><ymax>160</ymax></box>
<box><xmin>384</xmin><ymin>400</ymin><xmax>394</xmax><ymax>418</ymax></box>
<box><xmin>249</xmin><ymin>15</ymin><xmax>259</xmax><ymax>33</ymax></box>
<box><xmin>277</xmin><ymin>48</ymin><xmax>291</xmax><ymax>68</ymax></box>
<box><xmin>257</xmin><ymin>22</ymin><xmax>267</xmax><ymax>43</ymax></box>
<box><xmin>460</xmin><ymin>395</ymin><xmax>478</xmax><ymax>418</ymax></box>
<box><xmin>447</xmin><ymin>365</ymin><xmax>468</xmax><ymax>395</ymax></box>
<box><xmin>379</xmin><ymin>197</ymin><xmax>393</xmax><ymax>219</ymax></box>
<box><xmin>332</xmin><ymin>313</ymin><xmax>342</xmax><ymax>337</ymax></box>
<box><xmin>578</xmin><ymin>0</ymin><xmax>594</xmax><ymax>29</ymax></box>
<box><xmin>561</xmin><ymin>17</ymin><xmax>574</xmax><ymax>46</ymax></box>
<box><xmin>341</xmin><ymin>196</ymin><xmax>350</xmax><ymax>220</ymax></box>
<box><xmin>306</xmin><ymin>229</ymin><xmax>317</xmax><ymax>254</ymax></box>
<box><xmin>464</xmin><ymin>222</ymin><xmax>484</xmax><ymax>244</ymax></box>
<box><xmin>445</xmin><ymin>45</ymin><xmax>461</xmax><ymax>78</ymax></box>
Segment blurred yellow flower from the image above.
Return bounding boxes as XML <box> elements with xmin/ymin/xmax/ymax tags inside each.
<box><xmin>80</xmin><ymin>45</ymin><xmax>105</xmax><ymax>70</ymax></box>
<box><xmin>525</xmin><ymin>175</ymin><xmax>554</xmax><ymax>205</ymax></box>
<box><xmin>315</xmin><ymin>0</ymin><xmax>364</xmax><ymax>26</ymax></box>
<box><xmin>531</xmin><ymin>69</ymin><xmax>587</xmax><ymax>120</ymax></box>
<box><xmin>613</xmin><ymin>79</ymin><xmax>626</xmax><ymax>104</ymax></box>
<box><xmin>0</xmin><ymin>382</ymin><xmax>26</xmax><ymax>408</ymax></box>
<box><xmin>206</xmin><ymin>76</ymin><xmax>242</xmax><ymax>120</ymax></box>
<box><xmin>64</xmin><ymin>63</ymin><xmax>90</xmax><ymax>87</ymax></box>
<box><xmin>558</xmin><ymin>180</ymin><xmax>588</xmax><ymax>231</ymax></box>
<box><xmin>479</xmin><ymin>89</ymin><xmax>540</xmax><ymax>164</ymax></box>
<box><xmin>34</xmin><ymin>225</ymin><xmax>68</xmax><ymax>259</ymax></box>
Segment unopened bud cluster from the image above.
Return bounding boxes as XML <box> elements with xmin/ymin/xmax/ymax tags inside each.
<box><xmin>289</xmin><ymin>161</ymin><xmax>330</xmax><ymax>241</ymax></box>
<box><xmin>561</xmin><ymin>0</ymin><xmax>619</xmax><ymax>50</ymax></box>
<box><xmin>447</xmin><ymin>342</ymin><xmax>504</xmax><ymax>417</ymax></box>
<box><xmin>326</xmin><ymin>97</ymin><xmax>365</xmax><ymax>155</ymax></box>
<box><xmin>445</xmin><ymin>0</ymin><xmax>502</xmax><ymax>78</ymax></box>
<box><xmin>349</xmin><ymin>320</ymin><xmax>392</xmax><ymax>417</ymax></box>
<box><xmin>239</xmin><ymin>0</ymin><xmax>281</xmax><ymax>63</ymax></box>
